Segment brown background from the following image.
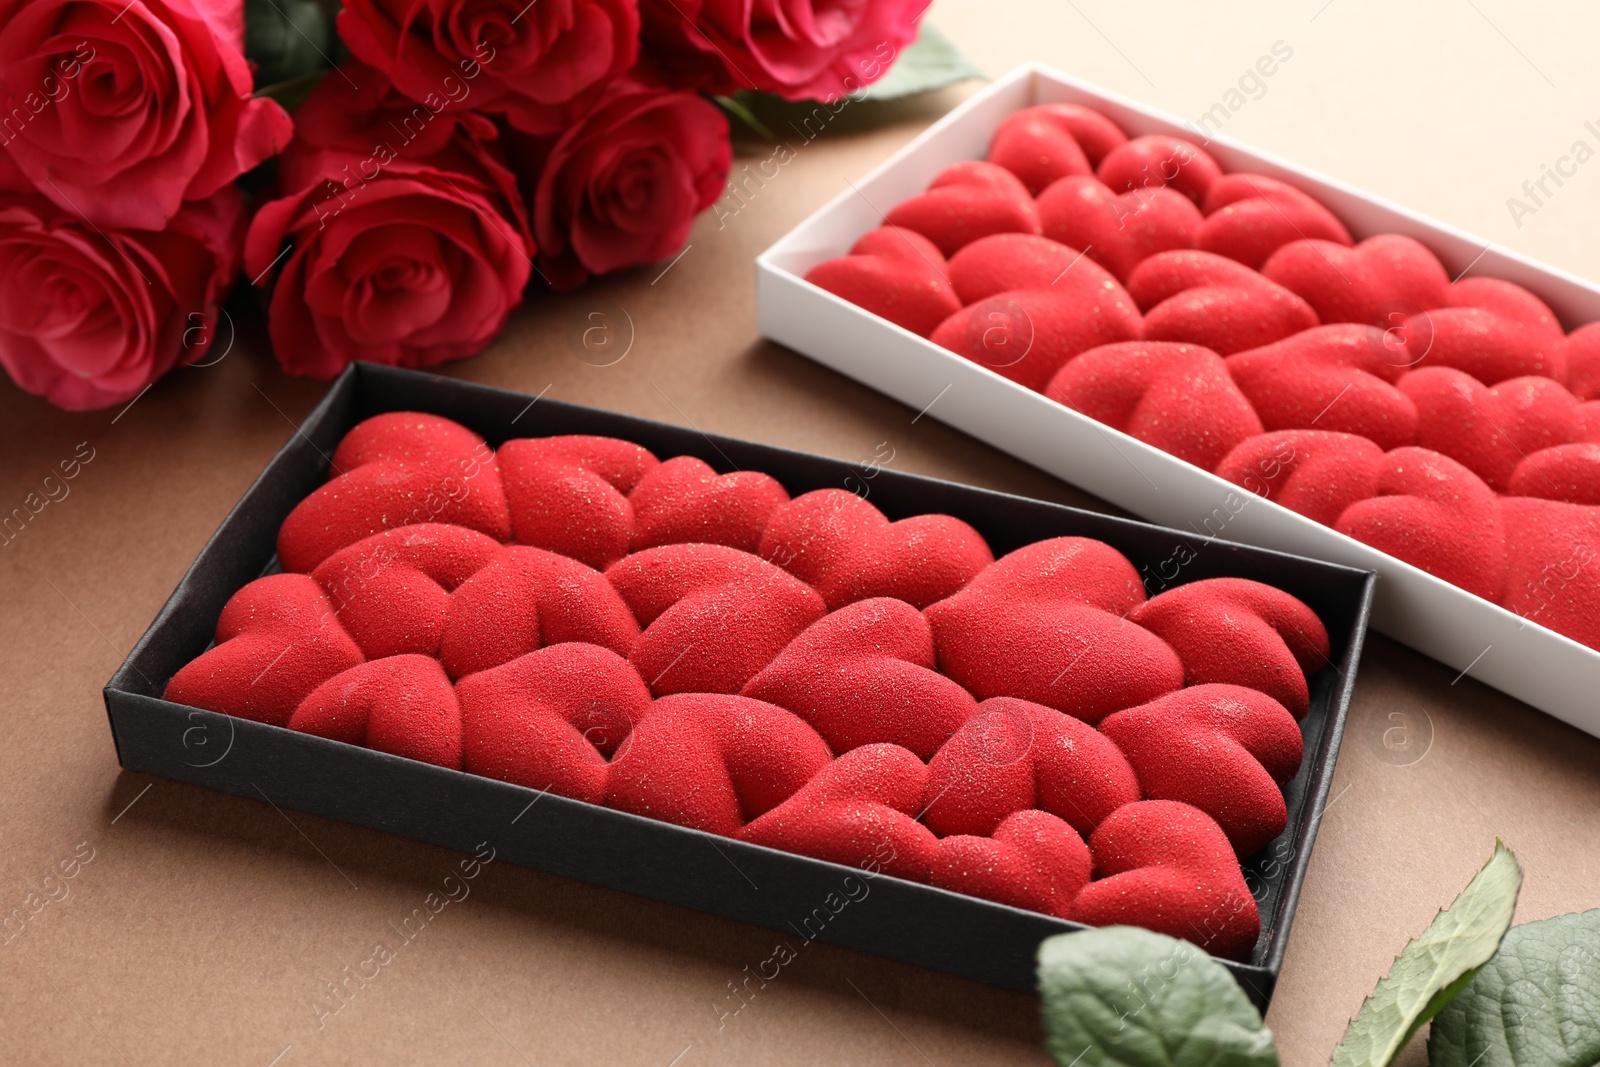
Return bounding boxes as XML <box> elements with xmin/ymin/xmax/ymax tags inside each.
<box><xmin>4</xmin><ymin>1</ymin><xmax>1599</xmax><ymax>1064</ymax></box>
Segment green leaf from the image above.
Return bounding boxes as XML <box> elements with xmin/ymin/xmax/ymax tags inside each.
<box><xmin>245</xmin><ymin>0</ymin><xmax>337</xmax><ymax>89</ymax></box>
<box><xmin>1036</xmin><ymin>926</ymin><xmax>1279</xmax><ymax>1067</ymax></box>
<box><xmin>1429</xmin><ymin>910</ymin><xmax>1600</xmax><ymax>1067</ymax></box>
<box><xmin>711</xmin><ymin>94</ymin><xmax>778</xmax><ymax>142</ymax></box>
<box><xmin>1330</xmin><ymin>841</ymin><xmax>1523</xmax><ymax>1067</ymax></box>
<box><xmin>862</xmin><ymin>24</ymin><xmax>984</xmax><ymax>101</ymax></box>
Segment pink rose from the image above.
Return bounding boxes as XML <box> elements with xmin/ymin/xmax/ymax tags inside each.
<box><xmin>0</xmin><ymin>187</ymin><xmax>244</xmax><ymax>409</ymax></box>
<box><xmin>0</xmin><ymin>0</ymin><xmax>293</xmax><ymax>230</ymax></box>
<box><xmin>640</xmin><ymin>0</ymin><xmax>927</xmax><ymax>99</ymax></box>
<box><xmin>512</xmin><ymin>76</ymin><xmax>729</xmax><ymax>290</ymax></box>
<box><xmin>338</xmin><ymin>0</ymin><xmax>640</xmax><ymax>134</ymax></box>
<box><xmin>244</xmin><ymin>65</ymin><xmax>534</xmax><ymax>378</ymax></box>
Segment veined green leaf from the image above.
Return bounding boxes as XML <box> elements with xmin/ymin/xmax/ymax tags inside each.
<box><xmin>1429</xmin><ymin>909</ymin><xmax>1600</xmax><ymax>1067</ymax></box>
<box><xmin>1330</xmin><ymin>841</ymin><xmax>1523</xmax><ymax>1067</ymax></box>
<box><xmin>1037</xmin><ymin>926</ymin><xmax>1278</xmax><ymax>1067</ymax></box>
<box><xmin>862</xmin><ymin>24</ymin><xmax>983</xmax><ymax>101</ymax></box>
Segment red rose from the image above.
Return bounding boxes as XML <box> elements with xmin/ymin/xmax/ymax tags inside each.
<box><xmin>338</xmin><ymin>0</ymin><xmax>640</xmax><ymax>134</ymax></box>
<box><xmin>0</xmin><ymin>187</ymin><xmax>244</xmax><ymax>410</ymax></box>
<box><xmin>0</xmin><ymin>0</ymin><xmax>293</xmax><ymax>230</ymax></box>
<box><xmin>640</xmin><ymin>0</ymin><xmax>926</xmax><ymax>99</ymax></box>
<box><xmin>244</xmin><ymin>65</ymin><xmax>534</xmax><ymax>379</ymax></box>
<box><xmin>513</xmin><ymin>77</ymin><xmax>729</xmax><ymax>290</ymax></box>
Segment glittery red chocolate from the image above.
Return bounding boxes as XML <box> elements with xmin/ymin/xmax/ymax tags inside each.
<box><xmin>884</xmin><ymin>160</ymin><xmax>1041</xmax><ymax>257</ymax></box>
<box><xmin>986</xmin><ymin>103</ymin><xmax>1126</xmax><ymax>194</ymax></box>
<box><xmin>1129</xmin><ymin>249</ymin><xmax>1320</xmax><ymax>355</ymax></box>
<box><xmin>1100</xmin><ymin>685</ymin><xmax>1303</xmax><ymax>856</ymax></box>
<box><xmin>606</xmin><ymin>543</ymin><xmax>827</xmax><ymax>695</ymax></box>
<box><xmin>629</xmin><ymin>455</ymin><xmax>790</xmax><ymax>553</ymax></box>
<box><xmin>759</xmin><ymin>489</ymin><xmax>992</xmax><ymax>610</ymax></box>
<box><xmin>1045</xmin><ymin>340</ymin><xmax>1264</xmax><ymax>472</ymax></box>
<box><xmin>291</xmin><ymin>654</ymin><xmax>461</xmax><ymax>769</ymax></box>
<box><xmin>498</xmin><ymin>434</ymin><xmax>660</xmax><ymax>571</ymax></box>
<box><xmin>1129</xmin><ymin>578</ymin><xmax>1330</xmax><ymax>718</ymax></box>
<box><xmin>925</xmin><ymin>537</ymin><xmax>1185</xmax><ymax>724</ymax></box>
<box><xmin>1096</xmin><ymin>134</ymin><xmax>1222</xmax><ymax>206</ymax></box>
<box><xmin>805</xmin><ymin>226</ymin><xmax>960</xmax><ymax>338</ymax></box>
<box><xmin>1036</xmin><ymin>175</ymin><xmax>1202</xmax><ymax>282</ymax></box>
<box><xmin>1074</xmin><ymin>800</ymin><xmax>1260</xmax><ymax>961</ymax></box>
<box><xmin>1198</xmin><ymin>173</ymin><xmax>1353</xmax><ymax>270</ymax></box>
<box><xmin>741</xmin><ymin>597</ymin><xmax>977</xmax><ymax>759</ymax></box>
<box><xmin>457</xmin><ymin>642</ymin><xmax>652</xmax><ymax>804</ymax></box>
<box><xmin>605</xmin><ymin>693</ymin><xmax>833</xmax><ymax>837</ymax></box>
<box><xmin>165</xmin><ymin>573</ymin><xmax>364</xmax><ymax>727</ymax></box>
<box><xmin>277</xmin><ymin>412</ymin><xmax>509</xmax><ymax>572</ymax></box>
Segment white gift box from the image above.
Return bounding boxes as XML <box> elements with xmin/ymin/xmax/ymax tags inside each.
<box><xmin>756</xmin><ymin>62</ymin><xmax>1600</xmax><ymax>737</ymax></box>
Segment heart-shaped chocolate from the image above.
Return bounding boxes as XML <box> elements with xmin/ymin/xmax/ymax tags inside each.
<box><xmin>498</xmin><ymin>434</ymin><xmax>660</xmax><ymax>570</ymax></box>
<box><xmin>930</xmin><ymin>284</ymin><xmax>1145</xmax><ymax>393</ymax></box>
<box><xmin>946</xmin><ymin>232</ymin><xmax>1134</xmax><ymax>308</ymax></box>
<box><xmin>310</xmin><ymin>523</ymin><xmax>503</xmax><ymax>661</ymax></box>
<box><xmin>741</xmin><ymin>597</ymin><xmax>977</xmax><ymax>759</ymax></box>
<box><xmin>738</xmin><ymin>743</ymin><xmax>940</xmax><ymax>880</ymax></box>
<box><xmin>277</xmin><ymin>412</ymin><xmax>511</xmax><ymax>572</ymax></box>
<box><xmin>1096</xmin><ymin>134</ymin><xmax>1221</xmax><ymax>206</ymax></box>
<box><xmin>606</xmin><ymin>693</ymin><xmax>833</xmax><ymax>837</ymax></box>
<box><xmin>1225</xmin><ymin>324</ymin><xmax>1419</xmax><ymax>451</ymax></box>
<box><xmin>1099</xmin><ymin>684</ymin><xmax>1303</xmax><ymax>856</ymax></box>
<box><xmin>1402</xmin><ymin>369</ymin><xmax>1581</xmax><ymax>491</ymax></box>
<box><xmin>1335</xmin><ymin>446</ymin><xmax>1507</xmax><ymax>602</ymax></box>
<box><xmin>925</xmin><ymin>538</ymin><xmax>1185</xmax><ymax>724</ymax></box>
<box><xmin>1408</xmin><ymin>306</ymin><xmax>1566</xmax><ymax>385</ymax></box>
<box><xmin>1508</xmin><ymin>443</ymin><xmax>1600</xmax><ymax>504</ymax></box>
<box><xmin>805</xmin><ymin>226</ymin><xmax>961</xmax><ymax>338</ymax></box>
<box><xmin>628</xmin><ymin>455</ymin><xmax>790</xmax><ymax>554</ymax></box>
<box><xmin>986</xmin><ymin>103</ymin><xmax>1125</xmax><ymax>194</ymax></box>
<box><xmin>930</xmin><ymin>809</ymin><xmax>1091</xmax><ymax>920</ymax></box>
<box><xmin>164</xmin><ymin>573</ymin><xmax>365</xmax><ymax>727</ymax></box>
<box><xmin>1037</xmin><ymin>176</ymin><xmax>1203</xmax><ymax>281</ymax></box>
<box><xmin>290</xmin><ymin>654</ymin><xmax>462</xmax><ymax>769</ymax></box>
<box><xmin>456</xmin><ymin>642</ymin><xmax>653</xmax><ymax>804</ymax></box>
<box><xmin>1447</xmin><ymin>277</ymin><xmax>1565</xmax><ymax>345</ymax></box>
<box><xmin>1263</xmin><ymin>234</ymin><xmax>1450</xmax><ymax>326</ymax></box>
<box><xmin>1499</xmin><ymin>496</ymin><xmax>1600</xmax><ymax>649</ymax></box>
<box><xmin>757</xmin><ymin>489</ymin><xmax>992</xmax><ymax>610</ymax></box>
<box><xmin>1129</xmin><ymin>578</ymin><xmax>1330</xmax><ymax>717</ymax></box>
<box><xmin>1197</xmin><ymin>172</ymin><xmax>1352</xmax><ymax>270</ymax></box>
<box><xmin>1129</xmin><ymin>249</ymin><xmax>1320</xmax><ymax>355</ymax></box>
<box><xmin>605</xmin><ymin>543</ymin><xmax>828</xmax><ymax>695</ymax></box>
<box><xmin>1215</xmin><ymin>430</ymin><xmax>1384</xmax><ymax>526</ymax></box>
<box><xmin>920</xmin><ymin>696</ymin><xmax>1140</xmax><ymax>838</ymax></box>
<box><xmin>1074</xmin><ymin>800</ymin><xmax>1260</xmax><ymax>961</ymax></box>
<box><xmin>884</xmin><ymin>160</ymin><xmax>1041</xmax><ymax>257</ymax></box>
<box><xmin>438</xmin><ymin>544</ymin><xmax>640</xmax><ymax>679</ymax></box>
<box><xmin>1045</xmin><ymin>340</ymin><xmax>1265</xmax><ymax>472</ymax></box>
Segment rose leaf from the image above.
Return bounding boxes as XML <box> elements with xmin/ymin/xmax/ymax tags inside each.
<box><xmin>1330</xmin><ymin>840</ymin><xmax>1523</xmax><ymax>1067</ymax></box>
<box><xmin>1036</xmin><ymin>925</ymin><xmax>1279</xmax><ymax>1067</ymax></box>
<box><xmin>1429</xmin><ymin>909</ymin><xmax>1600</xmax><ymax>1067</ymax></box>
<box><xmin>862</xmin><ymin>24</ymin><xmax>984</xmax><ymax>101</ymax></box>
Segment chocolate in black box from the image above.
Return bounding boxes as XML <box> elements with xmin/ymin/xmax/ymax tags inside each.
<box><xmin>104</xmin><ymin>362</ymin><xmax>1374</xmax><ymax>1008</ymax></box>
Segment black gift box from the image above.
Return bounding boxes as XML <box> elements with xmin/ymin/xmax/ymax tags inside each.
<box><xmin>104</xmin><ymin>363</ymin><xmax>1374</xmax><ymax>1008</ymax></box>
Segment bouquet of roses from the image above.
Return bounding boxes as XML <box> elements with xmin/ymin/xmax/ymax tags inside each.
<box><xmin>0</xmin><ymin>0</ymin><xmax>954</xmax><ymax>410</ymax></box>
